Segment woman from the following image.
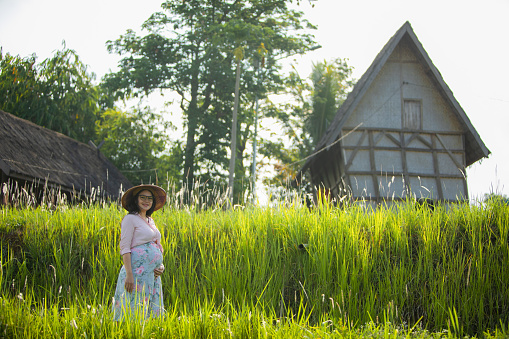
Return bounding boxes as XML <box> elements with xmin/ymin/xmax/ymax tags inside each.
<box><xmin>112</xmin><ymin>184</ymin><xmax>167</xmax><ymax>321</ymax></box>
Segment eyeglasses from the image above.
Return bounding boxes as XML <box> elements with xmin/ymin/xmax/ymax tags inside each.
<box><xmin>138</xmin><ymin>195</ymin><xmax>154</xmax><ymax>202</ymax></box>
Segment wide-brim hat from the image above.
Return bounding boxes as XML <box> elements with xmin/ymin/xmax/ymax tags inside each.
<box><xmin>121</xmin><ymin>184</ymin><xmax>167</xmax><ymax>211</ymax></box>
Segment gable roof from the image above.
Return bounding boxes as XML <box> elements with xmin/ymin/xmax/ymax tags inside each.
<box><xmin>0</xmin><ymin>109</ymin><xmax>131</xmax><ymax>198</ymax></box>
<box><xmin>301</xmin><ymin>21</ymin><xmax>490</xmax><ymax>173</ymax></box>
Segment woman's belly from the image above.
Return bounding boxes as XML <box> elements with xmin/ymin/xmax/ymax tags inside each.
<box><xmin>129</xmin><ymin>241</ymin><xmax>163</xmax><ymax>274</ymax></box>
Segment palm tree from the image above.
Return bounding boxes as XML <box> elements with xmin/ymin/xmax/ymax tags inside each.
<box><xmin>305</xmin><ymin>58</ymin><xmax>353</xmax><ymax>147</ymax></box>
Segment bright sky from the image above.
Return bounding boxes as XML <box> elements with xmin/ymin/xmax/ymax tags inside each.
<box><xmin>1</xmin><ymin>0</ymin><xmax>508</xmax><ymax>202</ymax></box>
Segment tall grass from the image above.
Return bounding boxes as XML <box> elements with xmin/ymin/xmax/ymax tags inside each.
<box><xmin>0</xmin><ymin>192</ymin><xmax>508</xmax><ymax>337</ymax></box>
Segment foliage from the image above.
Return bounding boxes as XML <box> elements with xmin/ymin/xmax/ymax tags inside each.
<box><xmin>94</xmin><ymin>107</ymin><xmax>182</xmax><ymax>185</ymax></box>
<box><xmin>307</xmin><ymin>58</ymin><xmax>354</xmax><ymax>145</ymax></box>
<box><xmin>1</xmin><ymin>193</ymin><xmax>509</xmax><ymax>337</ymax></box>
<box><xmin>484</xmin><ymin>193</ymin><xmax>509</xmax><ymax>205</ymax></box>
<box><xmin>260</xmin><ymin>58</ymin><xmax>354</xmax><ymax>187</ymax></box>
<box><xmin>102</xmin><ymin>0</ymin><xmax>318</xmax><ymax>202</ymax></box>
<box><xmin>0</xmin><ymin>45</ymin><xmax>183</xmax><ymax>189</ymax></box>
<box><xmin>0</xmin><ymin>45</ymin><xmax>100</xmax><ymax>143</ymax></box>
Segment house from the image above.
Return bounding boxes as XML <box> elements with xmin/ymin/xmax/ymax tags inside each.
<box><xmin>0</xmin><ymin>109</ymin><xmax>131</xmax><ymax>205</ymax></box>
<box><xmin>299</xmin><ymin>22</ymin><xmax>490</xmax><ymax>207</ymax></box>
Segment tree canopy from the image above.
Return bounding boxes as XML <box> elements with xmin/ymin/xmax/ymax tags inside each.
<box><xmin>103</xmin><ymin>0</ymin><xmax>318</xmax><ymax>202</ymax></box>
<box><xmin>0</xmin><ymin>45</ymin><xmax>182</xmax><ymax>186</ymax></box>
<box><xmin>94</xmin><ymin>107</ymin><xmax>182</xmax><ymax>185</ymax></box>
<box><xmin>0</xmin><ymin>45</ymin><xmax>99</xmax><ymax>143</ymax></box>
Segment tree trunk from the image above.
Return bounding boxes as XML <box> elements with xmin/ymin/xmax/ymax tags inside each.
<box><xmin>234</xmin><ymin>132</ymin><xmax>246</xmax><ymax>205</ymax></box>
<box><xmin>228</xmin><ymin>59</ymin><xmax>241</xmax><ymax>203</ymax></box>
<box><xmin>182</xmin><ymin>53</ymin><xmax>201</xmax><ymax>192</ymax></box>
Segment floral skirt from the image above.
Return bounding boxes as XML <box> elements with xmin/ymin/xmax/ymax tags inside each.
<box><xmin>112</xmin><ymin>241</ymin><xmax>164</xmax><ymax>321</ymax></box>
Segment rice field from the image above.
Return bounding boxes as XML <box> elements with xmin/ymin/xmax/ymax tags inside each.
<box><xmin>0</xmin><ymin>190</ymin><xmax>508</xmax><ymax>338</ymax></box>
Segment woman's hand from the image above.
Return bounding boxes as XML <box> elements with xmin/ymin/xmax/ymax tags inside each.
<box><xmin>154</xmin><ymin>265</ymin><xmax>165</xmax><ymax>278</ymax></box>
<box><xmin>125</xmin><ymin>273</ymin><xmax>135</xmax><ymax>293</ymax></box>
<box><xmin>122</xmin><ymin>253</ymin><xmax>134</xmax><ymax>293</ymax></box>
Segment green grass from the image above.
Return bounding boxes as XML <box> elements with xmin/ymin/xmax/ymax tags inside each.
<box><xmin>1</xmin><ymin>196</ymin><xmax>508</xmax><ymax>338</ymax></box>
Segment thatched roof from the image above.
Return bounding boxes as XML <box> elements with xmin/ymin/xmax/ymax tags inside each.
<box><xmin>301</xmin><ymin>21</ymin><xmax>490</xmax><ymax>174</ymax></box>
<box><xmin>0</xmin><ymin>109</ymin><xmax>131</xmax><ymax>198</ymax></box>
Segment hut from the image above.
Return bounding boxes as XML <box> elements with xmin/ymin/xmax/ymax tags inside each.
<box><xmin>0</xmin><ymin>109</ymin><xmax>131</xmax><ymax>205</ymax></box>
<box><xmin>299</xmin><ymin>22</ymin><xmax>490</xmax><ymax>207</ymax></box>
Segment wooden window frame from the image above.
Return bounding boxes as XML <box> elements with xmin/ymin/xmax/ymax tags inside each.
<box><xmin>403</xmin><ymin>99</ymin><xmax>423</xmax><ymax>130</ymax></box>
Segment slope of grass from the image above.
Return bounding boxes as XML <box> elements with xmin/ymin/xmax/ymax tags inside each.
<box><xmin>1</xmin><ymin>197</ymin><xmax>508</xmax><ymax>337</ymax></box>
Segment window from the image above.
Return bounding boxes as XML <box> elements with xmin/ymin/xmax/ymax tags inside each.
<box><xmin>403</xmin><ymin>100</ymin><xmax>422</xmax><ymax>130</ymax></box>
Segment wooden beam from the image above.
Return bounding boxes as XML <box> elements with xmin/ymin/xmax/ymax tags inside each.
<box><xmin>368</xmin><ymin>130</ymin><xmax>380</xmax><ymax>202</ymax></box>
<box><xmin>461</xmin><ymin>134</ymin><xmax>469</xmax><ymax>200</ymax></box>
<box><xmin>435</xmin><ymin>134</ymin><xmax>463</xmax><ymax>170</ymax></box>
<box><xmin>431</xmin><ymin>134</ymin><xmax>444</xmax><ymax>200</ymax></box>
<box><xmin>339</xmin><ymin>137</ymin><xmax>353</xmax><ymax>197</ymax></box>
<box><xmin>343</xmin><ymin>146</ymin><xmax>465</xmax><ymax>154</ymax></box>
<box><xmin>343</xmin><ymin>127</ymin><xmax>463</xmax><ymax>136</ymax></box>
<box><xmin>349</xmin><ymin>195</ymin><xmax>466</xmax><ymax>204</ymax></box>
<box><xmin>400</xmin><ymin>131</ymin><xmax>410</xmax><ymax>197</ymax></box>
<box><xmin>383</xmin><ymin>132</ymin><xmax>402</xmax><ymax>147</ymax></box>
<box><xmin>346</xmin><ymin>170</ymin><xmax>465</xmax><ymax>179</ymax></box>
<box><xmin>373</xmin><ymin>131</ymin><xmax>385</xmax><ymax>146</ymax></box>
<box><xmin>416</xmin><ymin>135</ymin><xmax>433</xmax><ymax>149</ymax></box>
<box><xmin>344</xmin><ymin>129</ymin><xmax>368</xmax><ymax>171</ymax></box>
<box><xmin>405</xmin><ymin>132</ymin><xmax>419</xmax><ymax>147</ymax></box>
<box><xmin>331</xmin><ymin>147</ymin><xmax>344</xmax><ymax>197</ymax></box>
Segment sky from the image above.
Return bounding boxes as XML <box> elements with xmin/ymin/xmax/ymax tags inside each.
<box><xmin>1</xmin><ymin>0</ymin><xmax>508</xmax><ymax>202</ymax></box>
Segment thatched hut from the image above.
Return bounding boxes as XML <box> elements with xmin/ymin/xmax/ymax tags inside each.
<box><xmin>0</xmin><ymin>109</ymin><xmax>131</xmax><ymax>205</ymax></box>
<box><xmin>299</xmin><ymin>22</ymin><xmax>490</xmax><ymax>207</ymax></box>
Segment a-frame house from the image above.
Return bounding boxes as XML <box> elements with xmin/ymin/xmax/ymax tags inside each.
<box><xmin>299</xmin><ymin>21</ymin><xmax>490</xmax><ymax>206</ymax></box>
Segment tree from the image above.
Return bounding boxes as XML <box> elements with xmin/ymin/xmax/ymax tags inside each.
<box><xmin>94</xmin><ymin>107</ymin><xmax>182</xmax><ymax>185</ymax></box>
<box><xmin>259</xmin><ymin>58</ymin><xmax>354</xmax><ymax>187</ymax></box>
<box><xmin>0</xmin><ymin>45</ymin><xmax>100</xmax><ymax>143</ymax></box>
<box><xmin>0</xmin><ymin>46</ymin><xmax>183</xmax><ymax>186</ymax></box>
<box><xmin>102</xmin><ymin>0</ymin><xmax>317</xmax><ymax>201</ymax></box>
<box><xmin>0</xmin><ymin>51</ymin><xmax>41</xmax><ymax>120</ymax></box>
<box><xmin>307</xmin><ymin>58</ymin><xmax>354</xmax><ymax>146</ymax></box>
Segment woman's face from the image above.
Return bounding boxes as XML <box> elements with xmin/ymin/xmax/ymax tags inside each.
<box><xmin>137</xmin><ymin>189</ymin><xmax>154</xmax><ymax>213</ymax></box>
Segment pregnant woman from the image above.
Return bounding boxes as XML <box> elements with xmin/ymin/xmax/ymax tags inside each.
<box><xmin>112</xmin><ymin>184</ymin><xmax>167</xmax><ymax>321</ymax></box>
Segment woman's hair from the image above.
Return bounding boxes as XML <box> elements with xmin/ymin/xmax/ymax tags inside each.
<box><xmin>125</xmin><ymin>189</ymin><xmax>156</xmax><ymax>217</ymax></box>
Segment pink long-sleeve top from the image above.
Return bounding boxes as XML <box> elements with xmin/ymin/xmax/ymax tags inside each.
<box><xmin>119</xmin><ymin>213</ymin><xmax>163</xmax><ymax>255</ymax></box>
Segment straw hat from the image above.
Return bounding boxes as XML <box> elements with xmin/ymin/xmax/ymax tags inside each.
<box><xmin>121</xmin><ymin>184</ymin><xmax>167</xmax><ymax>211</ymax></box>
